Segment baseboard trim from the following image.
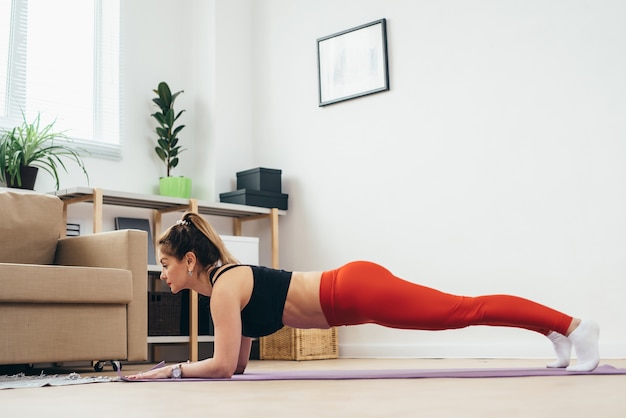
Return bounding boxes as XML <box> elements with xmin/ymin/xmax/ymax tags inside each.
<box><xmin>338</xmin><ymin>342</ymin><xmax>626</xmax><ymax>359</ymax></box>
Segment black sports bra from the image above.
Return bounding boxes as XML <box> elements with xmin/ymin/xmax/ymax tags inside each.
<box><xmin>209</xmin><ymin>264</ymin><xmax>292</xmax><ymax>338</ymax></box>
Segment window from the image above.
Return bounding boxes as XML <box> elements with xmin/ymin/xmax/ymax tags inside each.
<box><xmin>0</xmin><ymin>0</ymin><xmax>120</xmax><ymax>158</ymax></box>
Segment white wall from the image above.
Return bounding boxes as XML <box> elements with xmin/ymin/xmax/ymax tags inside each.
<box><xmin>35</xmin><ymin>0</ymin><xmax>256</xmax><ymax>201</ymax></box>
<box><xmin>41</xmin><ymin>0</ymin><xmax>626</xmax><ymax>359</ymax></box>
<box><xmin>249</xmin><ymin>0</ymin><xmax>626</xmax><ymax>358</ymax></box>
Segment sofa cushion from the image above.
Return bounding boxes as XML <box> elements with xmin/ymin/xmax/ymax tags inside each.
<box><xmin>0</xmin><ymin>192</ymin><xmax>64</xmax><ymax>264</ymax></box>
<box><xmin>0</xmin><ymin>263</ymin><xmax>132</xmax><ymax>304</ymax></box>
<box><xmin>0</xmin><ymin>304</ymin><xmax>128</xmax><ymax>364</ymax></box>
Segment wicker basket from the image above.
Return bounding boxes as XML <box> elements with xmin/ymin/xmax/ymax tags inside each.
<box><xmin>148</xmin><ymin>291</ymin><xmax>215</xmax><ymax>337</ymax></box>
<box><xmin>260</xmin><ymin>327</ymin><xmax>338</xmax><ymax>360</ymax></box>
<box><xmin>148</xmin><ymin>292</ymin><xmax>183</xmax><ymax>336</ymax></box>
<box><xmin>148</xmin><ymin>291</ymin><xmax>191</xmax><ymax>336</ymax></box>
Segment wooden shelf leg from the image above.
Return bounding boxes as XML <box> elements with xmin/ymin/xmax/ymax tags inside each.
<box><xmin>153</xmin><ymin>209</ymin><xmax>162</xmax><ymax>264</ymax></box>
<box><xmin>188</xmin><ymin>198</ymin><xmax>199</xmax><ymax>362</ymax></box>
<box><xmin>61</xmin><ymin>203</ymin><xmax>68</xmax><ymax>238</ymax></box>
<box><xmin>92</xmin><ymin>188</ymin><xmax>103</xmax><ymax>233</ymax></box>
<box><xmin>233</xmin><ymin>218</ymin><xmax>242</xmax><ymax>236</ymax></box>
<box><xmin>270</xmin><ymin>208</ymin><xmax>279</xmax><ymax>268</ymax></box>
<box><xmin>189</xmin><ymin>290</ymin><xmax>198</xmax><ymax>362</ymax></box>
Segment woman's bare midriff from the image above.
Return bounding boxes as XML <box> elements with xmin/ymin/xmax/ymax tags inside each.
<box><xmin>282</xmin><ymin>271</ymin><xmax>330</xmax><ymax>329</ymax></box>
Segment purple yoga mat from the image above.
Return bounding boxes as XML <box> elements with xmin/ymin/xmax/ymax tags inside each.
<box><xmin>120</xmin><ymin>364</ymin><xmax>626</xmax><ymax>382</ymax></box>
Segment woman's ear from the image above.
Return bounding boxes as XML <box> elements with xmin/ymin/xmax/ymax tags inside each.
<box><xmin>185</xmin><ymin>251</ymin><xmax>197</xmax><ymax>269</ymax></box>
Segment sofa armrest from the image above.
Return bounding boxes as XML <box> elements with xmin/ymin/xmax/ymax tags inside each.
<box><xmin>55</xmin><ymin>230</ymin><xmax>148</xmax><ymax>361</ymax></box>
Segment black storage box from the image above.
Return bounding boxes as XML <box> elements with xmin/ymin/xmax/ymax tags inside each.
<box><xmin>237</xmin><ymin>167</ymin><xmax>282</xmax><ymax>193</ymax></box>
<box><xmin>220</xmin><ymin>189</ymin><xmax>288</xmax><ymax>210</ymax></box>
<box><xmin>149</xmin><ymin>291</ymin><xmax>214</xmax><ymax>336</ymax></box>
<box><xmin>148</xmin><ymin>291</ymin><xmax>189</xmax><ymax>336</ymax></box>
<box><xmin>198</xmin><ymin>294</ymin><xmax>214</xmax><ymax>336</ymax></box>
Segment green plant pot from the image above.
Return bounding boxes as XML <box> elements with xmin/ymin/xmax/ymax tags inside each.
<box><xmin>159</xmin><ymin>176</ymin><xmax>192</xmax><ymax>198</ymax></box>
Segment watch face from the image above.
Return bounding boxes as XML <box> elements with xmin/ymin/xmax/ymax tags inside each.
<box><xmin>172</xmin><ymin>366</ymin><xmax>182</xmax><ymax>378</ymax></box>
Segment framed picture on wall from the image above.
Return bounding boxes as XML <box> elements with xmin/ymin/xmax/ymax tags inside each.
<box><xmin>317</xmin><ymin>18</ymin><xmax>389</xmax><ymax>106</ymax></box>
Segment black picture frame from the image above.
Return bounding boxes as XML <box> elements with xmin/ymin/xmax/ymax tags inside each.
<box><xmin>317</xmin><ymin>18</ymin><xmax>389</xmax><ymax>106</ymax></box>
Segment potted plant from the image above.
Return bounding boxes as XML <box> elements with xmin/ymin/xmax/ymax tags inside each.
<box><xmin>0</xmin><ymin>112</ymin><xmax>89</xmax><ymax>190</ymax></box>
<box><xmin>152</xmin><ymin>81</ymin><xmax>191</xmax><ymax>198</ymax></box>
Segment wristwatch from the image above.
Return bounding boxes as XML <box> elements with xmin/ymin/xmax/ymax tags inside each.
<box><xmin>171</xmin><ymin>363</ymin><xmax>183</xmax><ymax>379</ymax></box>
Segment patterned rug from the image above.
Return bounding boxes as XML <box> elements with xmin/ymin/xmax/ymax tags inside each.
<box><xmin>0</xmin><ymin>372</ymin><xmax>114</xmax><ymax>390</ymax></box>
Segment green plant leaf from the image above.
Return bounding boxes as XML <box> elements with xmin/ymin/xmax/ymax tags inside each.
<box><xmin>174</xmin><ymin>110</ymin><xmax>186</xmax><ymax>122</ymax></box>
<box><xmin>165</xmin><ymin>108</ymin><xmax>175</xmax><ymax>127</ymax></box>
<box><xmin>152</xmin><ymin>112</ymin><xmax>166</xmax><ymax>125</ymax></box>
<box><xmin>155</xmin><ymin>147</ymin><xmax>167</xmax><ymax>161</ymax></box>
<box><xmin>0</xmin><ymin>112</ymin><xmax>89</xmax><ymax>189</ymax></box>
<box><xmin>171</xmin><ymin>90</ymin><xmax>183</xmax><ymax>103</ymax></box>
<box><xmin>157</xmin><ymin>138</ymin><xmax>169</xmax><ymax>149</ymax></box>
<box><xmin>152</xmin><ymin>81</ymin><xmax>186</xmax><ymax>176</ymax></box>
<box><xmin>157</xmin><ymin>82</ymin><xmax>172</xmax><ymax>108</ymax></box>
<box><xmin>173</xmin><ymin>125</ymin><xmax>185</xmax><ymax>136</ymax></box>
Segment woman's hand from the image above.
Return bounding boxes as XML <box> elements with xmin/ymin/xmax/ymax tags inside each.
<box><xmin>125</xmin><ymin>364</ymin><xmax>172</xmax><ymax>380</ymax></box>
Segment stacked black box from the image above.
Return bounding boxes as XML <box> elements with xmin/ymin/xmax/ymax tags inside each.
<box><xmin>220</xmin><ymin>167</ymin><xmax>288</xmax><ymax>210</ymax></box>
<box><xmin>148</xmin><ymin>291</ymin><xmax>215</xmax><ymax>336</ymax></box>
<box><xmin>148</xmin><ymin>290</ymin><xmax>188</xmax><ymax>336</ymax></box>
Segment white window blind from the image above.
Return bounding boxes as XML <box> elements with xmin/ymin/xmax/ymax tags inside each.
<box><xmin>0</xmin><ymin>0</ymin><xmax>121</xmax><ymax>159</ymax></box>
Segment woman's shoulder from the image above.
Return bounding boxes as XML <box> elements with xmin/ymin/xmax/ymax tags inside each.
<box><xmin>210</xmin><ymin>264</ymin><xmax>252</xmax><ymax>284</ymax></box>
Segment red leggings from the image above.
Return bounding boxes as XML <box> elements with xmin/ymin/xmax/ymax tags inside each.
<box><xmin>319</xmin><ymin>261</ymin><xmax>572</xmax><ymax>336</ymax></box>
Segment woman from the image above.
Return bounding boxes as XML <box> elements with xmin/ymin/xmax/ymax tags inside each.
<box><xmin>128</xmin><ymin>213</ymin><xmax>600</xmax><ymax>379</ymax></box>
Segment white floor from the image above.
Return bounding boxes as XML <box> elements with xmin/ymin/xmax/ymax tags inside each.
<box><xmin>2</xmin><ymin>358</ymin><xmax>625</xmax><ymax>418</ymax></box>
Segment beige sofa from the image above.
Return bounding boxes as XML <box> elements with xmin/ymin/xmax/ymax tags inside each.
<box><xmin>0</xmin><ymin>191</ymin><xmax>147</xmax><ymax>366</ymax></box>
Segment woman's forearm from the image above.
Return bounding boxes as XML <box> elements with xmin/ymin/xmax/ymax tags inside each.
<box><xmin>175</xmin><ymin>357</ymin><xmax>237</xmax><ymax>379</ymax></box>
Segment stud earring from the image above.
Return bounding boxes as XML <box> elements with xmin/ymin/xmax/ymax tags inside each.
<box><xmin>187</xmin><ymin>270</ymin><xmax>193</xmax><ymax>276</ymax></box>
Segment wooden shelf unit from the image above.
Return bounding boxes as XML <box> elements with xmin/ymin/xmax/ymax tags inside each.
<box><xmin>53</xmin><ymin>187</ymin><xmax>285</xmax><ymax>361</ymax></box>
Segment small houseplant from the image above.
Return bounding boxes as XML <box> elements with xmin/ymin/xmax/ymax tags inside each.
<box><xmin>0</xmin><ymin>112</ymin><xmax>89</xmax><ymax>190</ymax></box>
<box><xmin>152</xmin><ymin>81</ymin><xmax>191</xmax><ymax>198</ymax></box>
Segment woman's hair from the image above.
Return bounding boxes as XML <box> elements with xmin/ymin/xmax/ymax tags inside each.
<box><xmin>158</xmin><ymin>212</ymin><xmax>239</xmax><ymax>269</ymax></box>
